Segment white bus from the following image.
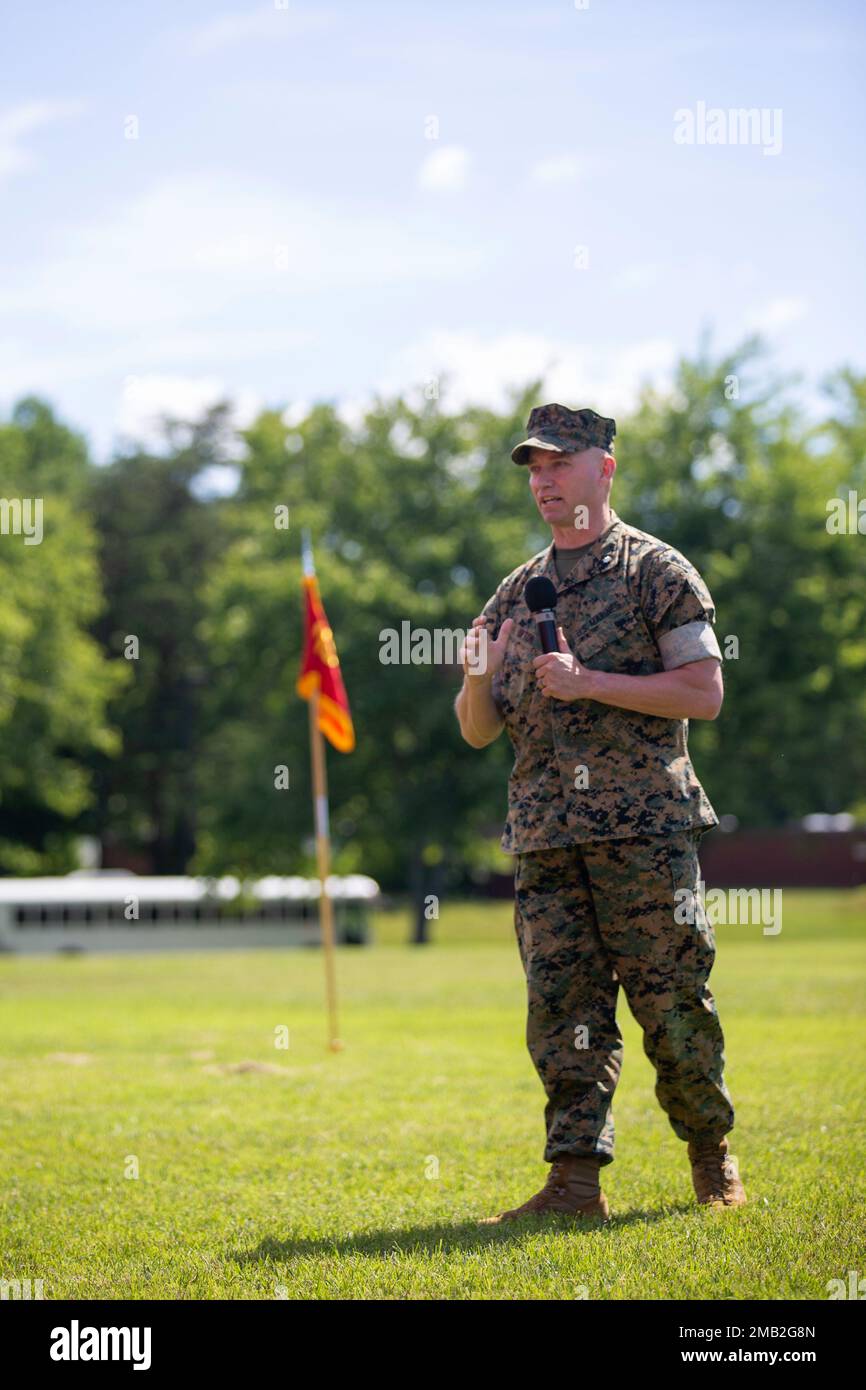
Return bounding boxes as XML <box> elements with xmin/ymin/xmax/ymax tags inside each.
<box><xmin>0</xmin><ymin>871</ymin><xmax>378</xmax><ymax>954</ymax></box>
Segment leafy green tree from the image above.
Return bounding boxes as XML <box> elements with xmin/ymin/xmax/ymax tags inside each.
<box><xmin>9</xmin><ymin>347</ymin><xmax>865</xmax><ymax>914</ymax></box>
<box><xmin>85</xmin><ymin>404</ymin><xmax>234</xmax><ymax>872</ymax></box>
<box><xmin>0</xmin><ymin>398</ymin><xmax>123</xmax><ymax>872</ymax></box>
<box><xmin>195</xmin><ymin>348</ymin><xmax>866</xmax><ymax>932</ymax></box>
<box><xmin>619</xmin><ymin>343</ymin><xmax>866</xmax><ymax>825</ymax></box>
<box><xmin>194</xmin><ymin>387</ymin><xmax>546</xmax><ymax>938</ymax></box>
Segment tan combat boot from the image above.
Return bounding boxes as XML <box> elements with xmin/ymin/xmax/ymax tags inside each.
<box><xmin>688</xmin><ymin>1136</ymin><xmax>747</xmax><ymax>1208</ymax></box>
<box><xmin>478</xmin><ymin>1155</ymin><xmax>610</xmax><ymax>1225</ymax></box>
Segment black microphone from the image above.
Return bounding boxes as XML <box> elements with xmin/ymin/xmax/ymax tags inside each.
<box><xmin>524</xmin><ymin>576</ymin><xmax>559</xmax><ymax>654</ymax></box>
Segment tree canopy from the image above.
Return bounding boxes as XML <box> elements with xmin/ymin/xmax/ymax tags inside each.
<box><xmin>2</xmin><ymin>344</ymin><xmax>864</xmax><ymax>900</ymax></box>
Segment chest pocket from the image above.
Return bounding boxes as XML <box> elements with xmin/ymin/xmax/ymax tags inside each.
<box><xmin>572</xmin><ymin>607</ymin><xmax>659</xmax><ymax>674</ymax></box>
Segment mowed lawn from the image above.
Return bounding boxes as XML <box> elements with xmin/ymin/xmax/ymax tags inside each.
<box><xmin>1</xmin><ymin>891</ymin><xmax>864</xmax><ymax>1301</ymax></box>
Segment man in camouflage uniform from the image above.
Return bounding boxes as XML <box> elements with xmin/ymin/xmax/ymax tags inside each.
<box><xmin>455</xmin><ymin>404</ymin><xmax>746</xmax><ymax>1223</ymax></box>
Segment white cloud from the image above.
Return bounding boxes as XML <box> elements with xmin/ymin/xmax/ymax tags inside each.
<box><xmin>116</xmin><ymin>373</ymin><xmax>263</xmax><ymax>452</ymax></box>
<box><xmin>0</xmin><ymin>172</ymin><xmax>484</xmax><ymax>335</ymax></box>
<box><xmin>747</xmin><ymin>297</ymin><xmax>808</xmax><ymax>332</ymax></box>
<box><xmin>377</xmin><ymin>330</ymin><xmax>678</xmax><ymax>416</ymax></box>
<box><xmin>613</xmin><ymin>262</ymin><xmax>663</xmax><ymax>292</ymax></box>
<box><xmin>0</xmin><ymin>329</ymin><xmax>309</xmax><ymax>407</ymax></box>
<box><xmin>0</xmin><ymin>99</ymin><xmax>84</xmax><ymax>180</ymax></box>
<box><xmin>529</xmin><ymin>154</ymin><xmax>581</xmax><ymax>185</ymax></box>
<box><xmin>417</xmin><ymin>146</ymin><xmax>470</xmax><ymax>192</ymax></box>
<box><xmin>85</xmin><ymin>335</ymin><xmax>676</xmax><ymax>460</ymax></box>
<box><xmin>132</xmin><ymin>325</ymin><xmax>311</xmax><ymax>365</ymax></box>
<box><xmin>189</xmin><ymin>4</ymin><xmax>334</xmax><ymax>55</ymax></box>
<box><xmin>0</xmin><ymin>171</ymin><xmax>490</xmax><ymax>460</ymax></box>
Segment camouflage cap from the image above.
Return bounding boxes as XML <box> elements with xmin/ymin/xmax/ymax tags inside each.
<box><xmin>511</xmin><ymin>404</ymin><xmax>616</xmax><ymax>465</ymax></box>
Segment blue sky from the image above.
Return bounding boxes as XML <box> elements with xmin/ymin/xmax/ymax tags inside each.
<box><xmin>1</xmin><ymin>0</ymin><xmax>864</xmax><ymax>462</ymax></box>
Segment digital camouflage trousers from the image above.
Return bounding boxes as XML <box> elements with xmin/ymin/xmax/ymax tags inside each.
<box><xmin>513</xmin><ymin>830</ymin><xmax>735</xmax><ymax>1165</ymax></box>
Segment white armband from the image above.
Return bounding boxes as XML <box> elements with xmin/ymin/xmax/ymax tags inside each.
<box><xmin>657</xmin><ymin>620</ymin><xmax>722</xmax><ymax>670</ymax></box>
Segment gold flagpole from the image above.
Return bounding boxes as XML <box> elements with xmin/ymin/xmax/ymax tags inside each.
<box><xmin>308</xmin><ymin>688</ymin><xmax>342</xmax><ymax>1051</ymax></box>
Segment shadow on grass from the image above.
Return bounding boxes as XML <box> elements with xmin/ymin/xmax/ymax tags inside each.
<box><xmin>231</xmin><ymin>1203</ymin><xmax>693</xmax><ymax>1262</ymax></box>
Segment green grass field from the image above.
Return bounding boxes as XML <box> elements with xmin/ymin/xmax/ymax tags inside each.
<box><xmin>2</xmin><ymin>891</ymin><xmax>865</xmax><ymax>1300</ymax></box>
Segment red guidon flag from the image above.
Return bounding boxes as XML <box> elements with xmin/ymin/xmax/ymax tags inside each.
<box><xmin>296</xmin><ymin>540</ymin><xmax>355</xmax><ymax>753</ymax></box>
